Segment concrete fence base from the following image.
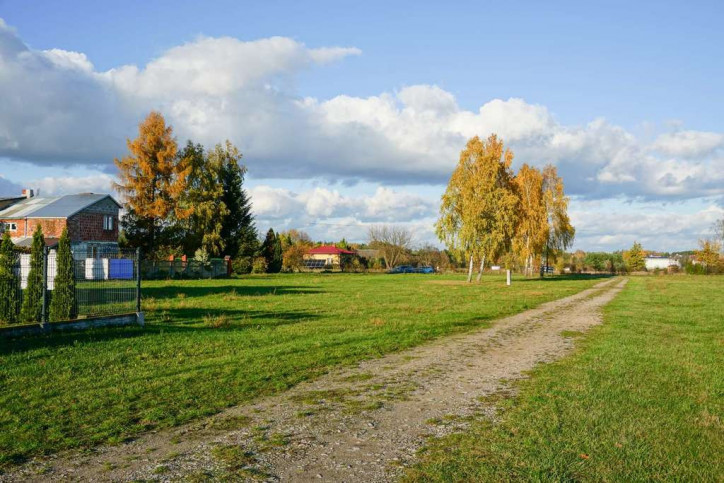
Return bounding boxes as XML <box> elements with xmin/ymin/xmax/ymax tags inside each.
<box><xmin>0</xmin><ymin>312</ymin><xmax>144</xmax><ymax>338</ymax></box>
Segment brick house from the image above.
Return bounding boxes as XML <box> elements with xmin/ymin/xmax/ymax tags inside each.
<box><xmin>0</xmin><ymin>190</ymin><xmax>121</xmax><ymax>258</ymax></box>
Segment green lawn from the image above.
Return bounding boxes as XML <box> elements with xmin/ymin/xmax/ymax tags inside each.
<box><xmin>0</xmin><ymin>272</ymin><xmax>603</xmax><ymax>467</ymax></box>
<box><xmin>406</xmin><ymin>275</ymin><xmax>724</xmax><ymax>482</ymax></box>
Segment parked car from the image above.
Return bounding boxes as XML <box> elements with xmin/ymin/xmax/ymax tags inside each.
<box><xmin>388</xmin><ymin>265</ymin><xmax>416</xmax><ymax>274</ymax></box>
<box><xmin>388</xmin><ymin>265</ymin><xmax>435</xmax><ymax>274</ymax></box>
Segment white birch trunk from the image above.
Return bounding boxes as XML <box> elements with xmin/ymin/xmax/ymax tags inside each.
<box><xmin>467</xmin><ymin>255</ymin><xmax>474</xmax><ymax>283</ymax></box>
<box><xmin>476</xmin><ymin>255</ymin><xmax>486</xmax><ymax>282</ymax></box>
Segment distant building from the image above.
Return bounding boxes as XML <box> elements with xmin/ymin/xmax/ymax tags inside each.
<box><xmin>644</xmin><ymin>256</ymin><xmax>680</xmax><ymax>271</ymax></box>
<box><xmin>304</xmin><ymin>245</ymin><xmax>357</xmax><ymax>267</ymax></box>
<box><xmin>0</xmin><ymin>190</ymin><xmax>121</xmax><ymax>257</ymax></box>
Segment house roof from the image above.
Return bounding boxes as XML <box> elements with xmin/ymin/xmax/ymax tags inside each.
<box><xmin>0</xmin><ymin>196</ymin><xmax>25</xmax><ymax>210</ymax></box>
<box><xmin>13</xmin><ymin>237</ymin><xmax>60</xmax><ymax>248</ymax></box>
<box><xmin>0</xmin><ymin>194</ymin><xmax>120</xmax><ymax>219</ymax></box>
<box><xmin>306</xmin><ymin>245</ymin><xmax>357</xmax><ymax>255</ymax></box>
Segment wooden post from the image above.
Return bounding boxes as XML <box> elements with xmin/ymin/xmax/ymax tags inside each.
<box><xmin>506</xmin><ymin>269</ymin><xmax>511</xmax><ymax>286</ymax></box>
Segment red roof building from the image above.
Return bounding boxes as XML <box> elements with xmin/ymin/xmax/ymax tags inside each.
<box><xmin>304</xmin><ymin>245</ymin><xmax>357</xmax><ymax>268</ymax></box>
<box><xmin>306</xmin><ymin>245</ymin><xmax>357</xmax><ymax>255</ymax></box>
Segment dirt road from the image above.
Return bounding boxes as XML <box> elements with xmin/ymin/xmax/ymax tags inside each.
<box><xmin>4</xmin><ymin>277</ymin><xmax>626</xmax><ymax>482</ymax></box>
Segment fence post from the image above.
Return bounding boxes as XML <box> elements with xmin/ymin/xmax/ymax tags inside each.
<box><xmin>41</xmin><ymin>245</ymin><xmax>49</xmax><ymax>327</ymax></box>
<box><xmin>136</xmin><ymin>248</ymin><xmax>142</xmax><ymax>313</ymax></box>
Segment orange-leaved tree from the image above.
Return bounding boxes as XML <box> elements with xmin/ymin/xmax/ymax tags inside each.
<box><xmin>513</xmin><ymin>164</ymin><xmax>548</xmax><ymax>277</ymax></box>
<box><xmin>436</xmin><ymin>135</ymin><xmax>519</xmax><ymax>282</ymax></box>
<box><xmin>541</xmin><ymin>164</ymin><xmax>575</xmax><ymax>273</ymax></box>
<box><xmin>114</xmin><ymin>112</ymin><xmax>192</xmax><ymax>257</ymax></box>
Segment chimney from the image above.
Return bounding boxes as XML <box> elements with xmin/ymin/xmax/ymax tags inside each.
<box><xmin>22</xmin><ymin>189</ymin><xmax>34</xmax><ymax>199</ymax></box>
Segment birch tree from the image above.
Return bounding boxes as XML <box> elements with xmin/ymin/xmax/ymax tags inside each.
<box><xmin>513</xmin><ymin>164</ymin><xmax>547</xmax><ymax>277</ymax></box>
<box><xmin>541</xmin><ymin>164</ymin><xmax>575</xmax><ymax>272</ymax></box>
<box><xmin>436</xmin><ymin>135</ymin><xmax>519</xmax><ymax>282</ymax></box>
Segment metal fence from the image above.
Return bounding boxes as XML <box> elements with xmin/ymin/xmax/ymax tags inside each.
<box><xmin>141</xmin><ymin>258</ymin><xmax>230</xmax><ymax>279</ymax></box>
<box><xmin>0</xmin><ymin>247</ymin><xmax>140</xmax><ymax>326</ymax></box>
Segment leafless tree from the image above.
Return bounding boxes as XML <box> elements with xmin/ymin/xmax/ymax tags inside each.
<box><xmin>713</xmin><ymin>219</ymin><xmax>724</xmax><ymax>250</ymax></box>
<box><xmin>367</xmin><ymin>225</ymin><xmax>412</xmax><ymax>269</ymax></box>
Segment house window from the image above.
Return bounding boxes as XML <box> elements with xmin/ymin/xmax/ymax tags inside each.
<box><xmin>3</xmin><ymin>222</ymin><xmax>17</xmax><ymax>231</ymax></box>
<box><xmin>103</xmin><ymin>215</ymin><xmax>114</xmax><ymax>231</ymax></box>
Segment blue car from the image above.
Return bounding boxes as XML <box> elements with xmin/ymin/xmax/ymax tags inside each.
<box><xmin>388</xmin><ymin>265</ymin><xmax>435</xmax><ymax>274</ymax></box>
<box><xmin>388</xmin><ymin>265</ymin><xmax>416</xmax><ymax>273</ymax></box>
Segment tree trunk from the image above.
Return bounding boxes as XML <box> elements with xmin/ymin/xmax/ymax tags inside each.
<box><xmin>476</xmin><ymin>255</ymin><xmax>486</xmax><ymax>282</ymax></box>
<box><xmin>466</xmin><ymin>255</ymin><xmax>474</xmax><ymax>283</ymax></box>
<box><xmin>528</xmin><ymin>254</ymin><xmax>533</xmax><ymax>277</ymax></box>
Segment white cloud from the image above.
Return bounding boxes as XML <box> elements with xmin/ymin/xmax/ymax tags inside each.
<box><xmin>41</xmin><ymin>48</ymin><xmax>94</xmax><ymax>72</ymax></box>
<box><xmin>651</xmin><ymin>130</ymin><xmax>724</xmax><ymax>158</ymax></box>
<box><xmin>570</xmin><ymin>201</ymin><xmax>724</xmax><ymax>251</ymax></box>
<box><xmin>248</xmin><ymin>184</ymin><xmax>439</xmax><ymax>245</ymax></box>
<box><xmin>28</xmin><ymin>174</ymin><xmax>115</xmax><ymax>197</ymax></box>
<box><xmin>1</xmin><ymin>18</ymin><xmax>723</xmax><ymax>252</ymax></box>
<box><xmin>1</xmin><ymin>18</ymin><xmax>722</xmax><ymax>204</ymax></box>
<box><xmin>249</xmin><ymin>185</ymin><xmax>436</xmax><ymax>223</ymax></box>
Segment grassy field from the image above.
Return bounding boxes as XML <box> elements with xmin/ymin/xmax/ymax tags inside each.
<box><xmin>406</xmin><ymin>275</ymin><xmax>724</xmax><ymax>481</ymax></box>
<box><xmin>0</xmin><ymin>272</ymin><xmax>603</xmax><ymax>467</ymax></box>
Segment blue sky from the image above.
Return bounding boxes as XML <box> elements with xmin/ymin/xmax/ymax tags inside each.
<box><xmin>0</xmin><ymin>1</ymin><xmax>722</xmax><ymax>251</ymax></box>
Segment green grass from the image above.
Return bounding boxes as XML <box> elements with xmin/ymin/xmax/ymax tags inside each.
<box><xmin>406</xmin><ymin>275</ymin><xmax>724</xmax><ymax>482</ymax></box>
<box><xmin>0</xmin><ymin>272</ymin><xmax>604</xmax><ymax>467</ymax></box>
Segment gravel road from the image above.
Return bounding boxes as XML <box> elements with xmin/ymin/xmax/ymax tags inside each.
<box><xmin>3</xmin><ymin>277</ymin><xmax>627</xmax><ymax>482</ymax></box>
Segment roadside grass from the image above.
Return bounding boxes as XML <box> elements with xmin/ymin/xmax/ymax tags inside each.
<box><xmin>405</xmin><ymin>275</ymin><xmax>724</xmax><ymax>481</ymax></box>
<box><xmin>0</xmin><ymin>272</ymin><xmax>604</xmax><ymax>467</ymax></box>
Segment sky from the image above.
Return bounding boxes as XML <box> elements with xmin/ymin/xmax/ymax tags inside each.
<box><xmin>0</xmin><ymin>0</ymin><xmax>722</xmax><ymax>252</ymax></box>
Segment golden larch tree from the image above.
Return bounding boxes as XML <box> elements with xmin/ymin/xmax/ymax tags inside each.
<box><xmin>114</xmin><ymin>111</ymin><xmax>192</xmax><ymax>255</ymax></box>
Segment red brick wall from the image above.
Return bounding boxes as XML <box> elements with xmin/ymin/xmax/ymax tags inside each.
<box><xmin>1</xmin><ymin>214</ymin><xmax>118</xmax><ymax>243</ymax></box>
<box><xmin>67</xmin><ymin>213</ymin><xmax>119</xmax><ymax>242</ymax></box>
<box><xmin>0</xmin><ymin>218</ymin><xmax>67</xmax><ymax>239</ymax></box>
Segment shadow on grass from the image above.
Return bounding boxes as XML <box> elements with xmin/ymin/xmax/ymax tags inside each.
<box><xmin>143</xmin><ymin>285</ymin><xmax>324</xmax><ymax>300</ymax></box>
<box><xmin>518</xmin><ymin>273</ymin><xmax>615</xmax><ymax>282</ymax></box>
<box><xmin>0</xmin><ymin>307</ymin><xmax>320</xmax><ymax>356</ymax></box>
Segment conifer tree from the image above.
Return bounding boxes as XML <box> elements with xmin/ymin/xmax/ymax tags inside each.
<box><xmin>217</xmin><ymin>141</ymin><xmax>256</xmax><ymax>258</ymax></box>
<box><xmin>49</xmin><ymin>228</ymin><xmax>76</xmax><ymax>322</ymax></box>
<box><xmin>271</xmin><ymin>233</ymin><xmax>283</xmax><ymax>273</ymax></box>
<box><xmin>624</xmin><ymin>241</ymin><xmax>646</xmax><ymax>272</ymax></box>
<box><xmin>114</xmin><ymin>111</ymin><xmax>191</xmax><ymax>257</ymax></box>
<box><xmin>261</xmin><ymin>228</ymin><xmax>283</xmax><ymax>273</ymax></box>
<box><xmin>0</xmin><ymin>232</ymin><xmax>20</xmax><ymax>324</ymax></box>
<box><xmin>20</xmin><ymin>226</ymin><xmax>45</xmax><ymax>323</ymax></box>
